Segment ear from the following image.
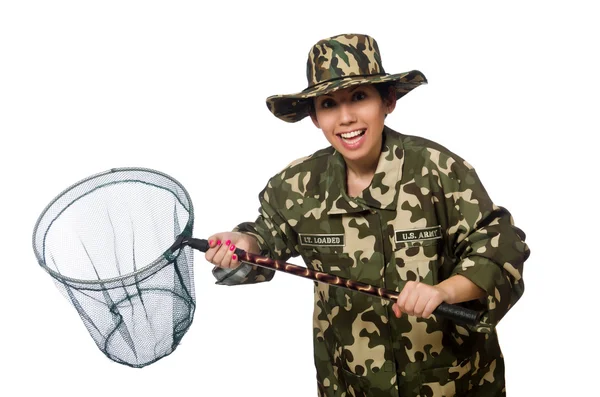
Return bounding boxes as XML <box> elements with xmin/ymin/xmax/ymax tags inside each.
<box><xmin>309</xmin><ymin>111</ymin><xmax>320</xmax><ymax>129</ymax></box>
<box><xmin>385</xmin><ymin>87</ymin><xmax>397</xmax><ymax>114</ymax></box>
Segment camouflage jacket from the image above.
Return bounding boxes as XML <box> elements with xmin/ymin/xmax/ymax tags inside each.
<box><xmin>213</xmin><ymin>126</ymin><xmax>529</xmax><ymax>397</ymax></box>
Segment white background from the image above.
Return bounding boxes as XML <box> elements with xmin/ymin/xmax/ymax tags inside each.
<box><xmin>1</xmin><ymin>1</ymin><xmax>598</xmax><ymax>396</ymax></box>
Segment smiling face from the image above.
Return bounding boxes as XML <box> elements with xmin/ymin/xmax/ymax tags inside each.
<box><xmin>310</xmin><ymin>84</ymin><xmax>396</xmax><ymax>168</ymax></box>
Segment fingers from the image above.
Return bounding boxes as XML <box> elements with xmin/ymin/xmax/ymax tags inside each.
<box><xmin>205</xmin><ymin>234</ymin><xmax>241</xmax><ymax>269</ymax></box>
<box><xmin>204</xmin><ymin>235</ymin><xmax>221</xmax><ymax>263</ymax></box>
<box><xmin>393</xmin><ymin>281</ymin><xmax>445</xmax><ymax>319</ymax></box>
<box><xmin>421</xmin><ymin>298</ymin><xmax>441</xmax><ymax>319</ymax></box>
<box><xmin>404</xmin><ymin>283</ymin><xmax>420</xmax><ymax>315</ymax></box>
<box><xmin>217</xmin><ymin>239</ymin><xmax>239</xmax><ymax>268</ymax></box>
<box><xmin>392</xmin><ymin>303</ymin><xmax>402</xmax><ymax>318</ymax></box>
<box><xmin>395</xmin><ymin>280</ymin><xmax>414</xmax><ymax>316</ymax></box>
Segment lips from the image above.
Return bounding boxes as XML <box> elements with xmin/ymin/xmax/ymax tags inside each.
<box><xmin>336</xmin><ymin>129</ymin><xmax>366</xmax><ymax>149</ymax></box>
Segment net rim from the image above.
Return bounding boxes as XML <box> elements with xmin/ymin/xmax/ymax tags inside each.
<box><xmin>32</xmin><ymin>167</ymin><xmax>195</xmax><ymax>286</ymax></box>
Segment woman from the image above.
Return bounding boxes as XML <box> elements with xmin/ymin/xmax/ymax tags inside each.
<box><xmin>205</xmin><ymin>33</ymin><xmax>529</xmax><ymax>397</ymax></box>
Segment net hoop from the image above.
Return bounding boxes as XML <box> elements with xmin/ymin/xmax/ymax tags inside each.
<box><xmin>32</xmin><ymin>167</ymin><xmax>194</xmax><ymax>290</ymax></box>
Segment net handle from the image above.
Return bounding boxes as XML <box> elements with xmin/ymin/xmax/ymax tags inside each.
<box><xmin>178</xmin><ymin>237</ymin><xmax>481</xmax><ymax>326</ymax></box>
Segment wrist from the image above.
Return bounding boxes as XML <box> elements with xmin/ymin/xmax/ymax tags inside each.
<box><xmin>434</xmin><ymin>283</ymin><xmax>456</xmax><ymax>304</ymax></box>
<box><xmin>436</xmin><ymin>274</ymin><xmax>486</xmax><ymax>305</ymax></box>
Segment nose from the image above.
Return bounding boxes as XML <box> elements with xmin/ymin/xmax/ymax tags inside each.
<box><xmin>338</xmin><ymin>103</ymin><xmax>356</xmax><ymax>125</ymax></box>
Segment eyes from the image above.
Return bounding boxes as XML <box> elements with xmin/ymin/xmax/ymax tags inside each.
<box><xmin>319</xmin><ymin>98</ymin><xmax>335</xmax><ymax>109</ymax></box>
<box><xmin>318</xmin><ymin>90</ymin><xmax>368</xmax><ymax>110</ymax></box>
<box><xmin>353</xmin><ymin>91</ymin><xmax>367</xmax><ymax>101</ymax></box>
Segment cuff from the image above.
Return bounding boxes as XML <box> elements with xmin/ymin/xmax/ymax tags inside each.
<box><xmin>451</xmin><ymin>256</ymin><xmax>510</xmax><ymax>333</ymax></box>
<box><xmin>212</xmin><ymin>264</ymin><xmax>253</xmax><ymax>286</ymax></box>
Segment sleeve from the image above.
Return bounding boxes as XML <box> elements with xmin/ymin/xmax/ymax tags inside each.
<box><xmin>213</xmin><ymin>178</ymin><xmax>300</xmax><ymax>286</ymax></box>
<box><xmin>444</xmin><ymin>166</ymin><xmax>530</xmax><ymax>333</ymax></box>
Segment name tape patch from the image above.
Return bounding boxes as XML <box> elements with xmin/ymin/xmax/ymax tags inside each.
<box><xmin>395</xmin><ymin>226</ymin><xmax>442</xmax><ymax>243</ymax></box>
<box><xmin>299</xmin><ymin>233</ymin><xmax>345</xmax><ymax>247</ymax></box>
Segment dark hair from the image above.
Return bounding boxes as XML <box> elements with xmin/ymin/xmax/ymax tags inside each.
<box><xmin>308</xmin><ymin>82</ymin><xmax>396</xmax><ymax>116</ymax></box>
<box><xmin>373</xmin><ymin>82</ymin><xmax>396</xmax><ymax>101</ymax></box>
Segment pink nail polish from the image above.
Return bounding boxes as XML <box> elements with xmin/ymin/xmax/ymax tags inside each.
<box><xmin>209</xmin><ymin>240</ymin><xmax>214</xmax><ymax>247</ymax></box>
<box><xmin>225</xmin><ymin>240</ymin><xmax>231</xmax><ymax>246</ymax></box>
<box><xmin>232</xmin><ymin>254</ymin><xmax>237</xmax><ymax>261</ymax></box>
<box><xmin>229</xmin><ymin>244</ymin><xmax>235</xmax><ymax>251</ymax></box>
<box><xmin>216</xmin><ymin>240</ymin><xmax>221</xmax><ymax>246</ymax></box>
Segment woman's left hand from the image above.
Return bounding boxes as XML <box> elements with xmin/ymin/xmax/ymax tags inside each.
<box><xmin>392</xmin><ymin>281</ymin><xmax>451</xmax><ymax>319</ymax></box>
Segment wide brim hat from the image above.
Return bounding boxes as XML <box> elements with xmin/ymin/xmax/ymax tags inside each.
<box><xmin>266</xmin><ymin>33</ymin><xmax>427</xmax><ymax>123</ymax></box>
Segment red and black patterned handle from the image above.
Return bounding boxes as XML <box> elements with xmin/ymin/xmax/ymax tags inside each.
<box><xmin>180</xmin><ymin>237</ymin><xmax>481</xmax><ymax>325</ymax></box>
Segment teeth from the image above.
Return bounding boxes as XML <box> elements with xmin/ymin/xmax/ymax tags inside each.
<box><xmin>340</xmin><ymin>130</ymin><xmax>365</xmax><ymax>139</ymax></box>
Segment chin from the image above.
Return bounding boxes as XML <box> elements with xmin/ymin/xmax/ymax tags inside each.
<box><xmin>339</xmin><ymin>148</ymin><xmax>368</xmax><ymax>162</ymax></box>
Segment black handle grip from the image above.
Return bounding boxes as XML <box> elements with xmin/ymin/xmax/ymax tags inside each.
<box><xmin>434</xmin><ymin>302</ymin><xmax>480</xmax><ymax>324</ymax></box>
<box><xmin>182</xmin><ymin>237</ymin><xmax>209</xmax><ymax>252</ymax></box>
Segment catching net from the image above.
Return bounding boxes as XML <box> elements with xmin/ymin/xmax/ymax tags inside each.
<box><xmin>32</xmin><ymin>168</ymin><xmax>195</xmax><ymax>368</ymax></box>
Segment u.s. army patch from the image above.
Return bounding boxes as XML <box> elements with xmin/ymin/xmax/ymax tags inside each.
<box><xmin>395</xmin><ymin>226</ymin><xmax>442</xmax><ymax>243</ymax></box>
<box><xmin>299</xmin><ymin>233</ymin><xmax>345</xmax><ymax>247</ymax></box>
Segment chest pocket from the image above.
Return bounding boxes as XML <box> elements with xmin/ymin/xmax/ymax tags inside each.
<box><xmin>302</xmin><ymin>249</ymin><xmax>354</xmax><ymax>279</ymax></box>
<box><xmin>394</xmin><ymin>239</ymin><xmax>441</xmax><ymax>285</ymax></box>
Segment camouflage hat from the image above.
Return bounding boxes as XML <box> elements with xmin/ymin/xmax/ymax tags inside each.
<box><xmin>266</xmin><ymin>33</ymin><xmax>427</xmax><ymax>123</ymax></box>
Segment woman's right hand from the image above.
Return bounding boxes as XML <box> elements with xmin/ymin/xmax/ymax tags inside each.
<box><xmin>204</xmin><ymin>231</ymin><xmax>260</xmax><ymax>269</ymax></box>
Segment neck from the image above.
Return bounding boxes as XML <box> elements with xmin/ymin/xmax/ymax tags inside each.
<box><xmin>347</xmin><ymin>131</ymin><xmax>383</xmax><ymax>175</ymax></box>
<box><xmin>344</xmin><ymin>134</ymin><xmax>383</xmax><ymax>196</ymax></box>
<box><xmin>345</xmin><ymin>154</ymin><xmax>378</xmax><ymax>180</ymax></box>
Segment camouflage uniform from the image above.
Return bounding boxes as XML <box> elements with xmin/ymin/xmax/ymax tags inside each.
<box><xmin>213</xmin><ymin>127</ymin><xmax>529</xmax><ymax>396</ymax></box>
